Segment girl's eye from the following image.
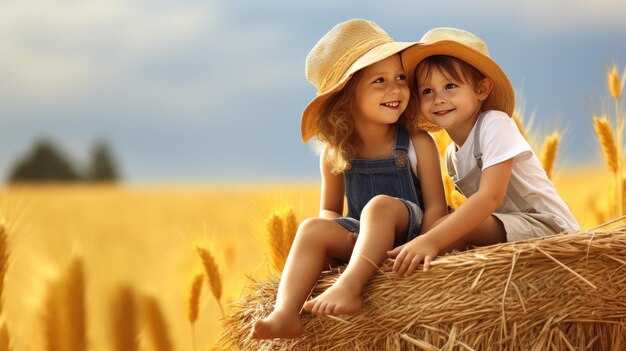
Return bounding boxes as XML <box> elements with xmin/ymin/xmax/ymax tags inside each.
<box><xmin>421</xmin><ymin>88</ymin><xmax>433</xmax><ymax>95</ymax></box>
<box><xmin>445</xmin><ymin>83</ymin><xmax>458</xmax><ymax>89</ymax></box>
<box><xmin>373</xmin><ymin>77</ymin><xmax>385</xmax><ymax>83</ymax></box>
<box><xmin>397</xmin><ymin>74</ymin><xmax>407</xmax><ymax>81</ymax></box>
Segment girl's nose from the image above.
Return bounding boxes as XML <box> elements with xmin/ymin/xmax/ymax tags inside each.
<box><xmin>389</xmin><ymin>81</ymin><xmax>403</xmax><ymax>94</ymax></box>
<box><xmin>434</xmin><ymin>92</ymin><xmax>446</xmax><ymax>104</ymax></box>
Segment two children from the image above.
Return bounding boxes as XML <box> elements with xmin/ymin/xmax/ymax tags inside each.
<box><xmin>252</xmin><ymin>20</ymin><xmax>579</xmax><ymax>340</ymax></box>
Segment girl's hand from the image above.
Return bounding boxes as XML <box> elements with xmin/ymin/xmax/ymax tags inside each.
<box><xmin>387</xmin><ymin>236</ymin><xmax>439</xmax><ymax>276</ymax></box>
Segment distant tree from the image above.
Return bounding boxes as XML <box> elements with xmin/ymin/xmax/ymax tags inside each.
<box><xmin>87</xmin><ymin>141</ymin><xmax>120</xmax><ymax>181</ymax></box>
<box><xmin>8</xmin><ymin>140</ymin><xmax>80</xmax><ymax>182</ymax></box>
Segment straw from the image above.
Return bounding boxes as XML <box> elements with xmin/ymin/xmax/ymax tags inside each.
<box><xmin>219</xmin><ymin>229</ymin><xmax>626</xmax><ymax>350</ymax></box>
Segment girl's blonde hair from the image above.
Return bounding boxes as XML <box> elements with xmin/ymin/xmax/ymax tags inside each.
<box><xmin>316</xmin><ymin>68</ymin><xmax>420</xmax><ymax>173</ymax></box>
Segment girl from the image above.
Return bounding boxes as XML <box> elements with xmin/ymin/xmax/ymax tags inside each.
<box><xmin>251</xmin><ymin>19</ymin><xmax>448</xmax><ymax>339</ymax></box>
<box><xmin>390</xmin><ymin>27</ymin><xmax>580</xmax><ymax>276</ymax></box>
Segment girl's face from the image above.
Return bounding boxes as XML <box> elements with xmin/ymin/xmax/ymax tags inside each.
<box><xmin>352</xmin><ymin>54</ymin><xmax>410</xmax><ymax>127</ymax></box>
<box><xmin>416</xmin><ymin>66</ymin><xmax>491</xmax><ymax>141</ymax></box>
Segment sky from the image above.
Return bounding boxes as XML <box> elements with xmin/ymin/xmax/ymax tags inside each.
<box><xmin>1</xmin><ymin>0</ymin><xmax>625</xmax><ymax>183</ymax></box>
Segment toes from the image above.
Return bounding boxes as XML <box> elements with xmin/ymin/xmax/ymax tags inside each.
<box><xmin>323</xmin><ymin>302</ymin><xmax>336</xmax><ymax>315</ymax></box>
<box><xmin>315</xmin><ymin>301</ymin><xmax>328</xmax><ymax>315</ymax></box>
<box><xmin>303</xmin><ymin>300</ymin><xmax>314</xmax><ymax>312</ymax></box>
<box><xmin>310</xmin><ymin>299</ymin><xmax>321</xmax><ymax>315</ymax></box>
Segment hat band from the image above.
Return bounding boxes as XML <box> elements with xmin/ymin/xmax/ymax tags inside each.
<box><xmin>317</xmin><ymin>36</ymin><xmax>393</xmax><ymax>94</ymax></box>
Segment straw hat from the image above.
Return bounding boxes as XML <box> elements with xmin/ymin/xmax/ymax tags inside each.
<box><xmin>301</xmin><ymin>19</ymin><xmax>416</xmax><ymax>143</ymax></box>
<box><xmin>402</xmin><ymin>28</ymin><xmax>515</xmax><ymax>132</ymax></box>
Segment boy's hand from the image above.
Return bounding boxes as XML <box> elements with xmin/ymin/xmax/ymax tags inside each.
<box><xmin>387</xmin><ymin>236</ymin><xmax>439</xmax><ymax>276</ymax></box>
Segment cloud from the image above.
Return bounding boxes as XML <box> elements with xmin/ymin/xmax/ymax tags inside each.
<box><xmin>485</xmin><ymin>0</ymin><xmax>626</xmax><ymax>31</ymax></box>
<box><xmin>388</xmin><ymin>0</ymin><xmax>626</xmax><ymax>33</ymax></box>
<box><xmin>0</xmin><ymin>0</ymin><xmax>213</xmax><ymax>108</ymax></box>
<box><xmin>0</xmin><ymin>0</ymin><xmax>312</xmax><ymax>124</ymax></box>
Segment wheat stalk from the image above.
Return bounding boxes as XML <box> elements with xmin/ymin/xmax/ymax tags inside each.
<box><xmin>608</xmin><ymin>65</ymin><xmax>625</xmax><ymax>101</ymax></box>
<box><xmin>593</xmin><ymin>115</ymin><xmax>619</xmax><ymax>174</ymax></box>
<box><xmin>142</xmin><ymin>296</ymin><xmax>172</xmax><ymax>351</ymax></box>
<box><xmin>266</xmin><ymin>208</ymin><xmax>298</xmax><ymax>273</ymax></box>
<box><xmin>40</xmin><ymin>258</ymin><xmax>86</xmax><ymax>351</ymax></box>
<box><xmin>64</xmin><ymin>258</ymin><xmax>86</xmax><ymax>351</ymax></box>
<box><xmin>196</xmin><ymin>246</ymin><xmax>224</xmax><ymax>317</ymax></box>
<box><xmin>42</xmin><ymin>279</ymin><xmax>63</xmax><ymax>351</ymax></box>
<box><xmin>0</xmin><ymin>317</ymin><xmax>9</xmax><ymax>351</ymax></box>
<box><xmin>111</xmin><ymin>285</ymin><xmax>138</xmax><ymax>351</ymax></box>
<box><xmin>0</xmin><ymin>220</ymin><xmax>8</xmax><ymax>316</ymax></box>
<box><xmin>281</xmin><ymin>209</ymin><xmax>297</xmax><ymax>261</ymax></box>
<box><xmin>607</xmin><ymin>64</ymin><xmax>626</xmax><ymax>217</ymax></box>
<box><xmin>188</xmin><ymin>273</ymin><xmax>203</xmax><ymax>324</ymax></box>
<box><xmin>593</xmin><ymin>114</ymin><xmax>621</xmax><ymax>217</ymax></box>
<box><xmin>266</xmin><ymin>214</ymin><xmax>284</xmax><ymax>272</ymax></box>
<box><xmin>188</xmin><ymin>272</ymin><xmax>203</xmax><ymax>351</ymax></box>
<box><xmin>539</xmin><ymin>132</ymin><xmax>560</xmax><ymax>179</ymax></box>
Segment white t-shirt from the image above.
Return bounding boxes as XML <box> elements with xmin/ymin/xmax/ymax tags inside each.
<box><xmin>408</xmin><ymin>140</ymin><xmax>418</xmax><ymax>175</ymax></box>
<box><xmin>447</xmin><ymin>110</ymin><xmax>579</xmax><ymax>232</ymax></box>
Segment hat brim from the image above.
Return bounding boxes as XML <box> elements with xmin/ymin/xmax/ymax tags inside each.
<box><xmin>301</xmin><ymin>41</ymin><xmax>418</xmax><ymax>143</ymax></box>
<box><xmin>401</xmin><ymin>41</ymin><xmax>515</xmax><ymax>133</ymax></box>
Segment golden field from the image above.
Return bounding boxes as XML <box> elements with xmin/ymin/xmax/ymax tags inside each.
<box><xmin>0</xmin><ymin>166</ymin><xmax>616</xmax><ymax>350</ymax></box>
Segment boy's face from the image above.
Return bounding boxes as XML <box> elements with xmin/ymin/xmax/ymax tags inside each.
<box><xmin>352</xmin><ymin>54</ymin><xmax>410</xmax><ymax>127</ymax></box>
<box><xmin>416</xmin><ymin>65</ymin><xmax>490</xmax><ymax>138</ymax></box>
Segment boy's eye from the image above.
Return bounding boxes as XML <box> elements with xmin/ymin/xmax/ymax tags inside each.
<box><xmin>397</xmin><ymin>74</ymin><xmax>407</xmax><ymax>81</ymax></box>
<box><xmin>445</xmin><ymin>83</ymin><xmax>458</xmax><ymax>89</ymax></box>
<box><xmin>373</xmin><ymin>77</ymin><xmax>385</xmax><ymax>83</ymax></box>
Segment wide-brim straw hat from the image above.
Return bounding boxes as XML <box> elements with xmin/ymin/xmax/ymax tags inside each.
<box><xmin>402</xmin><ymin>27</ymin><xmax>515</xmax><ymax>132</ymax></box>
<box><xmin>301</xmin><ymin>19</ymin><xmax>416</xmax><ymax>143</ymax></box>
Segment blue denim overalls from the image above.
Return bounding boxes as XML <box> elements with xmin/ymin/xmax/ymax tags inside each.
<box><xmin>332</xmin><ymin>124</ymin><xmax>425</xmax><ymax>242</ymax></box>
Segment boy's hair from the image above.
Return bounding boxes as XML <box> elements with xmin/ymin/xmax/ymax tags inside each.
<box><xmin>316</xmin><ymin>70</ymin><xmax>420</xmax><ymax>173</ymax></box>
<box><xmin>415</xmin><ymin>55</ymin><xmax>485</xmax><ymax>90</ymax></box>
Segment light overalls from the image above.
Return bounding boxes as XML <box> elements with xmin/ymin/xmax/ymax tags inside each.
<box><xmin>445</xmin><ymin>113</ymin><xmax>564</xmax><ymax>241</ymax></box>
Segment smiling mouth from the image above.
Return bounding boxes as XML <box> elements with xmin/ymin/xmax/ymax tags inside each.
<box><xmin>381</xmin><ymin>101</ymin><xmax>401</xmax><ymax>109</ymax></box>
<box><xmin>433</xmin><ymin>109</ymin><xmax>454</xmax><ymax>116</ymax></box>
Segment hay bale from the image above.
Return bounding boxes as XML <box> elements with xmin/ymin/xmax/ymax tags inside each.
<box><xmin>219</xmin><ymin>229</ymin><xmax>626</xmax><ymax>350</ymax></box>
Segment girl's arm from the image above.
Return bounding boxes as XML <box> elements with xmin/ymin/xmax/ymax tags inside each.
<box><xmin>318</xmin><ymin>150</ymin><xmax>345</xmax><ymax>219</ymax></box>
<box><xmin>411</xmin><ymin>131</ymin><xmax>448</xmax><ymax>232</ymax></box>
<box><xmin>391</xmin><ymin>158</ymin><xmax>513</xmax><ymax>275</ymax></box>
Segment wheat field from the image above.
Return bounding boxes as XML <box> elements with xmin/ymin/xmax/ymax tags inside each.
<box><xmin>0</xmin><ymin>183</ymin><xmax>322</xmax><ymax>350</ymax></box>
<box><xmin>0</xmin><ymin>166</ymin><xmax>613</xmax><ymax>350</ymax></box>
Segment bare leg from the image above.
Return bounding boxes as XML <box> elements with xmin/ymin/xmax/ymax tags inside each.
<box><xmin>303</xmin><ymin>195</ymin><xmax>409</xmax><ymax>316</ymax></box>
<box><xmin>429</xmin><ymin>214</ymin><xmax>507</xmax><ymax>254</ymax></box>
<box><xmin>250</xmin><ymin>218</ymin><xmax>355</xmax><ymax>339</ymax></box>
<box><xmin>466</xmin><ymin>215</ymin><xmax>507</xmax><ymax>246</ymax></box>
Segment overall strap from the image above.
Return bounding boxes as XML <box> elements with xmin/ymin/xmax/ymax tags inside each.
<box><xmin>472</xmin><ymin>112</ymin><xmax>488</xmax><ymax>169</ymax></box>
<box><xmin>392</xmin><ymin>124</ymin><xmax>411</xmax><ymax>168</ymax></box>
<box><xmin>393</xmin><ymin>124</ymin><xmax>410</xmax><ymax>156</ymax></box>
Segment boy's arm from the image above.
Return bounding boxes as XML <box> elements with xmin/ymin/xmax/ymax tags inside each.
<box><xmin>422</xmin><ymin>158</ymin><xmax>512</xmax><ymax>249</ymax></box>
<box><xmin>391</xmin><ymin>158</ymin><xmax>512</xmax><ymax>275</ymax></box>
<box><xmin>412</xmin><ymin>131</ymin><xmax>448</xmax><ymax>233</ymax></box>
<box><xmin>319</xmin><ymin>150</ymin><xmax>345</xmax><ymax>219</ymax></box>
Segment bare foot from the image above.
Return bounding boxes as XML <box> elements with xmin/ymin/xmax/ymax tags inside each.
<box><xmin>303</xmin><ymin>283</ymin><xmax>362</xmax><ymax>316</ymax></box>
<box><xmin>250</xmin><ymin>309</ymin><xmax>303</xmax><ymax>340</ymax></box>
